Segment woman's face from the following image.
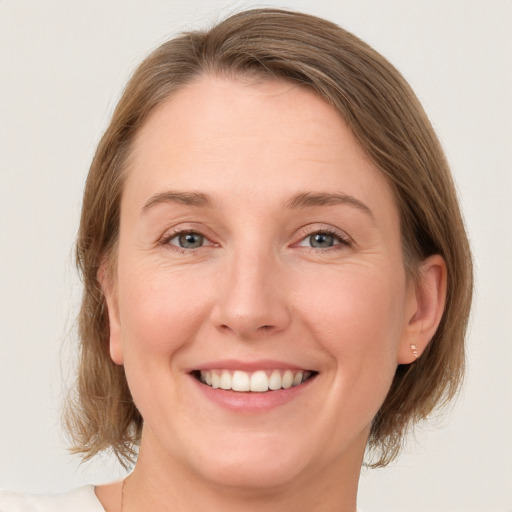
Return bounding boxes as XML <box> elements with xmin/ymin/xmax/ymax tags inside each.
<box><xmin>106</xmin><ymin>76</ymin><xmax>418</xmax><ymax>489</ymax></box>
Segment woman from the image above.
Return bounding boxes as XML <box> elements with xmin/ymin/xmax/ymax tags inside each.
<box><xmin>0</xmin><ymin>8</ymin><xmax>472</xmax><ymax>512</ymax></box>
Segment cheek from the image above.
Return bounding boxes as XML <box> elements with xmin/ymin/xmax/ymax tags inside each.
<box><xmin>297</xmin><ymin>262</ymin><xmax>406</xmax><ymax>370</ymax></box>
<box><xmin>117</xmin><ymin>262</ymin><xmax>210</xmax><ymax>357</ymax></box>
<box><xmin>115</xmin><ymin>264</ymin><xmax>211</xmax><ymax>424</ymax></box>
<box><xmin>284</xmin><ymin>263</ymin><xmax>407</xmax><ymax>450</ymax></box>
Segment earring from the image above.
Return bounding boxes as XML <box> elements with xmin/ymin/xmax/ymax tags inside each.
<box><xmin>411</xmin><ymin>344</ymin><xmax>419</xmax><ymax>359</ymax></box>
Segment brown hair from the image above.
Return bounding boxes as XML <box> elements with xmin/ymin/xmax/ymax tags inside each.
<box><xmin>66</xmin><ymin>8</ymin><xmax>473</xmax><ymax>468</ymax></box>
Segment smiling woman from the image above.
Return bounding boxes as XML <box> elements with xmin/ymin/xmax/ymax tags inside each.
<box><xmin>105</xmin><ymin>78</ymin><xmax>418</xmax><ymax>495</ymax></box>
<box><xmin>0</xmin><ymin>7</ymin><xmax>472</xmax><ymax>512</ymax></box>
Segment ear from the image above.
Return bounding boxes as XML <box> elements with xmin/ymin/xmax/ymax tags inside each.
<box><xmin>98</xmin><ymin>258</ymin><xmax>124</xmax><ymax>366</ymax></box>
<box><xmin>397</xmin><ymin>254</ymin><xmax>447</xmax><ymax>364</ymax></box>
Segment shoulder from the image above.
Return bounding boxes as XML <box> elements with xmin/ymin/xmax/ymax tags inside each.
<box><xmin>0</xmin><ymin>485</ymin><xmax>105</xmax><ymax>512</ymax></box>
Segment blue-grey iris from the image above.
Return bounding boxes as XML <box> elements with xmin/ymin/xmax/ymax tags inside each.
<box><xmin>179</xmin><ymin>233</ymin><xmax>203</xmax><ymax>248</ymax></box>
<box><xmin>310</xmin><ymin>233</ymin><xmax>334</xmax><ymax>248</ymax></box>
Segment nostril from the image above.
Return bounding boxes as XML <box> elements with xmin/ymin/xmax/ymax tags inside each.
<box><xmin>217</xmin><ymin>323</ymin><xmax>275</xmax><ymax>335</ymax></box>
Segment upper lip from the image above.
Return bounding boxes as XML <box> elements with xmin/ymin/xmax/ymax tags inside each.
<box><xmin>187</xmin><ymin>359</ymin><xmax>315</xmax><ymax>373</ymax></box>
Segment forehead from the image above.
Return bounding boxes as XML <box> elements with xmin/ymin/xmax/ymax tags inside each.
<box><xmin>124</xmin><ymin>75</ymin><xmax>397</xmax><ymax>224</ymax></box>
<box><xmin>131</xmin><ymin>76</ymin><xmax>351</xmax><ymax>164</ymax></box>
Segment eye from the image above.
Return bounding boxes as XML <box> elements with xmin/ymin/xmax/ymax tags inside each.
<box><xmin>308</xmin><ymin>232</ymin><xmax>336</xmax><ymax>249</ymax></box>
<box><xmin>168</xmin><ymin>231</ymin><xmax>206</xmax><ymax>249</ymax></box>
<box><xmin>296</xmin><ymin>230</ymin><xmax>350</xmax><ymax>249</ymax></box>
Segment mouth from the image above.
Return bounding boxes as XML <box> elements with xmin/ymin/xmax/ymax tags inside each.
<box><xmin>191</xmin><ymin>369</ymin><xmax>317</xmax><ymax>392</ymax></box>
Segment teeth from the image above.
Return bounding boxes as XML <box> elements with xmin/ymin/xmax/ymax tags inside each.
<box><xmin>268</xmin><ymin>369</ymin><xmax>282</xmax><ymax>390</ymax></box>
<box><xmin>198</xmin><ymin>369</ymin><xmax>312</xmax><ymax>392</ymax></box>
<box><xmin>250</xmin><ymin>371</ymin><xmax>268</xmax><ymax>392</ymax></box>
<box><xmin>220</xmin><ymin>370</ymin><xmax>231</xmax><ymax>390</ymax></box>
<box><xmin>232</xmin><ymin>370</ymin><xmax>250</xmax><ymax>392</ymax></box>
<box><xmin>282</xmin><ymin>370</ymin><xmax>294</xmax><ymax>389</ymax></box>
<box><xmin>292</xmin><ymin>371</ymin><xmax>303</xmax><ymax>386</ymax></box>
<box><xmin>211</xmin><ymin>371</ymin><xmax>220</xmax><ymax>389</ymax></box>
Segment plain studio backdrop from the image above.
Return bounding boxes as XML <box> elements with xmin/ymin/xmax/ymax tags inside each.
<box><xmin>0</xmin><ymin>1</ymin><xmax>510</xmax><ymax>511</ymax></box>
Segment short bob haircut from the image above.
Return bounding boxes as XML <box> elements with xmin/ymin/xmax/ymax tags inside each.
<box><xmin>66</xmin><ymin>8</ymin><xmax>473</xmax><ymax>468</ymax></box>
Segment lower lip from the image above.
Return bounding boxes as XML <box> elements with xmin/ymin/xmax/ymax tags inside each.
<box><xmin>190</xmin><ymin>374</ymin><xmax>316</xmax><ymax>412</ymax></box>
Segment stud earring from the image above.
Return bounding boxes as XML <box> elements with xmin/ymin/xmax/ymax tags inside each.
<box><xmin>411</xmin><ymin>344</ymin><xmax>419</xmax><ymax>359</ymax></box>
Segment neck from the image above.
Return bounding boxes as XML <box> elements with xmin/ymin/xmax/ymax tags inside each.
<box><xmin>120</xmin><ymin>433</ymin><xmax>363</xmax><ymax>512</ymax></box>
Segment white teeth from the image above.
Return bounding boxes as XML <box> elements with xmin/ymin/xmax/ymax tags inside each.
<box><xmin>232</xmin><ymin>370</ymin><xmax>250</xmax><ymax>392</ymax></box>
<box><xmin>201</xmin><ymin>370</ymin><xmax>213</xmax><ymax>386</ymax></box>
<box><xmin>250</xmin><ymin>371</ymin><xmax>269</xmax><ymax>392</ymax></box>
<box><xmin>197</xmin><ymin>369</ymin><xmax>312</xmax><ymax>392</ymax></box>
<box><xmin>281</xmin><ymin>370</ymin><xmax>294</xmax><ymax>389</ymax></box>
<box><xmin>292</xmin><ymin>371</ymin><xmax>304</xmax><ymax>386</ymax></box>
<box><xmin>268</xmin><ymin>369</ymin><xmax>282</xmax><ymax>390</ymax></box>
<box><xmin>220</xmin><ymin>370</ymin><xmax>232</xmax><ymax>390</ymax></box>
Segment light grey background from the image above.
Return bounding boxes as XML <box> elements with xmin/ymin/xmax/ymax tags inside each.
<box><xmin>0</xmin><ymin>1</ymin><xmax>510</xmax><ymax>511</ymax></box>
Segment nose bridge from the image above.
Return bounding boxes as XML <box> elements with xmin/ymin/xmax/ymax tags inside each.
<box><xmin>213</xmin><ymin>241</ymin><xmax>290</xmax><ymax>338</ymax></box>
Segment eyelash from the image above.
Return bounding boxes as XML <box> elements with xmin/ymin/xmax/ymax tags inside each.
<box><xmin>159</xmin><ymin>226</ymin><xmax>352</xmax><ymax>253</ymax></box>
<box><xmin>159</xmin><ymin>229</ymin><xmax>215</xmax><ymax>254</ymax></box>
<box><xmin>294</xmin><ymin>226</ymin><xmax>351</xmax><ymax>251</ymax></box>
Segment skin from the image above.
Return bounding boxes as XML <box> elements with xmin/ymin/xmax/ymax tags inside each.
<box><xmin>97</xmin><ymin>76</ymin><xmax>446</xmax><ymax>512</ymax></box>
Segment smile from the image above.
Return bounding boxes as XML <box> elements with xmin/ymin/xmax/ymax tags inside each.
<box><xmin>195</xmin><ymin>369</ymin><xmax>315</xmax><ymax>392</ymax></box>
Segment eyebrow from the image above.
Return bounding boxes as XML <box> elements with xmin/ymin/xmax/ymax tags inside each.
<box><xmin>285</xmin><ymin>192</ymin><xmax>374</xmax><ymax>218</ymax></box>
<box><xmin>141</xmin><ymin>189</ymin><xmax>373</xmax><ymax>219</ymax></box>
<box><xmin>142</xmin><ymin>191</ymin><xmax>213</xmax><ymax>213</ymax></box>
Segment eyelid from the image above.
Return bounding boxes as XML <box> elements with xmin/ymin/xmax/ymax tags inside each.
<box><xmin>169</xmin><ymin>232</ymin><xmax>212</xmax><ymax>248</ymax></box>
<box><xmin>292</xmin><ymin>224</ymin><xmax>352</xmax><ymax>248</ymax></box>
<box><xmin>159</xmin><ymin>225</ymin><xmax>218</xmax><ymax>249</ymax></box>
<box><xmin>157</xmin><ymin>223</ymin><xmax>352</xmax><ymax>251</ymax></box>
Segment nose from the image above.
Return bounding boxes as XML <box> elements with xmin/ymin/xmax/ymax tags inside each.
<box><xmin>211</xmin><ymin>247</ymin><xmax>292</xmax><ymax>340</ymax></box>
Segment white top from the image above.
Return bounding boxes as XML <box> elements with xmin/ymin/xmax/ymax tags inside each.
<box><xmin>0</xmin><ymin>485</ymin><xmax>105</xmax><ymax>511</ymax></box>
<box><xmin>0</xmin><ymin>486</ymin><xmax>363</xmax><ymax>511</ymax></box>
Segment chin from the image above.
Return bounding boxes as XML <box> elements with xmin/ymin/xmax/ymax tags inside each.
<box><xmin>156</xmin><ymin>420</ymin><xmax>301</xmax><ymax>487</ymax></box>
<box><xmin>194</xmin><ymin>443</ymin><xmax>310</xmax><ymax>491</ymax></box>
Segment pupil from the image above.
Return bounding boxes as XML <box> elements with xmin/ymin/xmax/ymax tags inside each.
<box><xmin>311</xmin><ymin>233</ymin><xmax>334</xmax><ymax>248</ymax></box>
<box><xmin>179</xmin><ymin>233</ymin><xmax>203</xmax><ymax>248</ymax></box>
